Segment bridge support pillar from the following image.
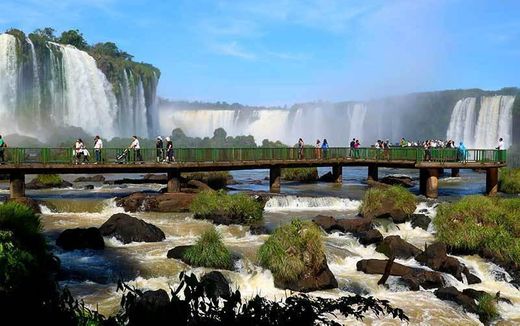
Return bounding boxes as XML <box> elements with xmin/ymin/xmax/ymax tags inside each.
<box><xmin>9</xmin><ymin>172</ymin><xmax>25</xmax><ymax>199</ymax></box>
<box><xmin>270</xmin><ymin>166</ymin><xmax>281</xmax><ymax>193</ymax></box>
<box><xmin>167</xmin><ymin>170</ymin><xmax>181</xmax><ymax>193</ymax></box>
<box><xmin>486</xmin><ymin>168</ymin><xmax>498</xmax><ymax>196</ymax></box>
<box><xmin>332</xmin><ymin>164</ymin><xmax>342</xmax><ymax>183</ymax></box>
<box><xmin>420</xmin><ymin>168</ymin><xmax>440</xmax><ymax>199</ymax></box>
<box><xmin>451</xmin><ymin>168</ymin><xmax>460</xmax><ymax>178</ymax></box>
<box><xmin>367</xmin><ymin>164</ymin><xmax>378</xmax><ymax>182</ymax></box>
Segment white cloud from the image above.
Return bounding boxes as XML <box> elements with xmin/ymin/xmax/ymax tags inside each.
<box><xmin>211</xmin><ymin>41</ymin><xmax>256</xmax><ymax>60</ymax></box>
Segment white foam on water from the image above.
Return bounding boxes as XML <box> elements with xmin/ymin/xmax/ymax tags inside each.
<box><xmin>264</xmin><ymin>195</ymin><xmax>361</xmax><ymax>212</ymax></box>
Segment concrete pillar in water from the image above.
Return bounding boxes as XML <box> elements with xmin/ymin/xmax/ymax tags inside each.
<box><xmin>486</xmin><ymin>168</ymin><xmax>498</xmax><ymax>196</ymax></box>
<box><xmin>167</xmin><ymin>170</ymin><xmax>181</xmax><ymax>192</ymax></box>
<box><xmin>332</xmin><ymin>164</ymin><xmax>343</xmax><ymax>183</ymax></box>
<box><xmin>451</xmin><ymin>168</ymin><xmax>460</xmax><ymax>178</ymax></box>
<box><xmin>270</xmin><ymin>166</ymin><xmax>281</xmax><ymax>193</ymax></box>
<box><xmin>368</xmin><ymin>164</ymin><xmax>378</xmax><ymax>182</ymax></box>
<box><xmin>9</xmin><ymin>172</ymin><xmax>25</xmax><ymax>199</ymax></box>
<box><xmin>420</xmin><ymin>169</ymin><xmax>440</xmax><ymax>198</ymax></box>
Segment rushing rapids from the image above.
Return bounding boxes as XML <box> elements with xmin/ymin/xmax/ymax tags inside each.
<box><xmin>0</xmin><ymin>32</ymin><xmax>159</xmax><ymax>139</ymax></box>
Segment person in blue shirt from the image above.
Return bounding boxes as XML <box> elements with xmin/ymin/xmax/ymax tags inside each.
<box><xmin>457</xmin><ymin>142</ymin><xmax>467</xmax><ymax>161</ymax></box>
<box><xmin>321</xmin><ymin>139</ymin><xmax>329</xmax><ymax>159</ymax></box>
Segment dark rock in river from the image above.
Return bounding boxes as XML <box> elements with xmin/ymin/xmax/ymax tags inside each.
<box><xmin>312</xmin><ymin>215</ymin><xmax>372</xmax><ymax>234</ymax></box>
<box><xmin>201</xmin><ymin>271</ymin><xmax>231</xmax><ymax>298</ymax></box>
<box><xmin>83</xmin><ymin>185</ymin><xmax>94</xmax><ymax>190</ymax></box>
<box><xmin>318</xmin><ymin>171</ymin><xmax>335</xmax><ymax>182</ymax></box>
<box><xmin>167</xmin><ymin>245</ymin><xmax>192</xmax><ymax>261</ymax></box>
<box><xmin>411</xmin><ymin>214</ymin><xmax>431</xmax><ymax>230</ymax></box>
<box><xmin>376</xmin><ymin>235</ymin><xmax>422</xmax><ymax>259</ymax></box>
<box><xmin>26</xmin><ymin>179</ymin><xmax>73</xmax><ymax>190</ymax></box>
<box><xmin>249</xmin><ymin>223</ymin><xmax>270</xmax><ymax>235</ymax></box>
<box><xmin>129</xmin><ymin>289</ymin><xmax>170</xmax><ymax>324</ymax></box>
<box><xmin>434</xmin><ymin>287</ymin><xmax>478</xmax><ymax>315</ymax></box>
<box><xmin>116</xmin><ymin>192</ymin><xmax>196</xmax><ymax>213</ymax></box>
<box><xmin>379</xmin><ymin>176</ymin><xmax>415</xmax><ymax>188</ymax></box>
<box><xmin>356</xmin><ymin>229</ymin><xmax>383</xmax><ymax>246</ymax></box>
<box><xmin>74</xmin><ymin>175</ymin><xmax>105</xmax><ymax>182</ymax></box>
<box><xmin>362</xmin><ymin>197</ymin><xmax>415</xmax><ymax>224</ymax></box>
<box><xmin>99</xmin><ymin>213</ymin><xmax>165</xmax><ymax>244</ymax></box>
<box><xmin>56</xmin><ymin>227</ymin><xmax>105</xmax><ymax>250</ymax></box>
<box><xmin>187</xmin><ymin>179</ymin><xmax>214</xmax><ymax>191</ymax></box>
<box><xmin>275</xmin><ymin>257</ymin><xmax>338</xmax><ymax>293</ymax></box>
<box><xmin>7</xmin><ymin>197</ymin><xmax>42</xmax><ymax>214</ymax></box>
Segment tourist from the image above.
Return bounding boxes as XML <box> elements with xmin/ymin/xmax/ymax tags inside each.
<box><xmin>315</xmin><ymin>139</ymin><xmax>321</xmax><ymax>159</ymax></box>
<box><xmin>94</xmin><ymin>136</ymin><xmax>103</xmax><ymax>164</ymax></box>
<box><xmin>321</xmin><ymin>139</ymin><xmax>329</xmax><ymax>159</ymax></box>
<box><xmin>400</xmin><ymin>138</ymin><xmax>406</xmax><ymax>147</ymax></box>
<box><xmin>156</xmin><ymin>136</ymin><xmax>164</xmax><ymax>162</ymax></box>
<box><xmin>129</xmin><ymin>136</ymin><xmax>142</xmax><ymax>162</ymax></box>
<box><xmin>497</xmin><ymin>137</ymin><xmax>504</xmax><ymax>150</ymax></box>
<box><xmin>74</xmin><ymin>139</ymin><xmax>83</xmax><ymax>164</ymax></box>
<box><xmin>165</xmin><ymin>136</ymin><xmax>175</xmax><ymax>162</ymax></box>
<box><xmin>457</xmin><ymin>142</ymin><xmax>467</xmax><ymax>161</ymax></box>
<box><xmin>0</xmin><ymin>135</ymin><xmax>6</xmax><ymax>164</ymax></box>
<box><xmin>354</xmin><ymin>139</ymin><xmax>360</xmax><ymax>158</ymax></box>
<box><xmin>298</xmin><ymin>138</ymin><xmax>304</xmax><ymax>159</ymax></box>
<box><xmin>424</xmin><ymin>140</ymin><xmax>432</xmax><ymax>162</ymax></box>
<box><xmin>349</xmin><ymin>138</ymin><xmax>356</xmax><ymax>157</ymax></box>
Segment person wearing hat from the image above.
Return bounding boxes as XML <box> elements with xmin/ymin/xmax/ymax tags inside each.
<box><xmin>156</xmin><ymin>136</ymin><xmax>164</xmax><ymax>162</ymax></box>
<box><xmin>165</xmin><ymin>136</ymin><xmax>175</xmax><ymax>163</ymax></box>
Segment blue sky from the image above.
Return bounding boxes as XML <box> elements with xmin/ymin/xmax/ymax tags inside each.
<box><xmin>1</xmin><ymin>0</ymin><xmax>519</xmax><ymax>105</ymax></box>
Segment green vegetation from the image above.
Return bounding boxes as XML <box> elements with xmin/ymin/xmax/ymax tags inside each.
<box><xmin>183</xmin><ymin>227</ymin><xmax>232</xmax><ymax>269</ymax></box>
<box><xmin>35</xmin><ymin>174</ymin><xmax>63</xmax><ymax>187</ymax></box>
<box><xmin>434</xmin><ymin>196</ymin><xmax>520</xmax><ymax>265</ymax></box>
<box><xmin>257</xmin><ymin>219</ymin><xmax>324</xmax><ymax>283</ymax></box>
<box><xmin>190</xmin><ymin>190</ymin><xmax>263</xmax><ymax>225</ymax></box>
<box><xmin>360</xmin><ymin>185</ymin><xmax>416</xmax><ymax>217</ymax></box>
<box><xmin>499</xmin><ymin>168</ymin><xmax>520</xmax><ymax>194</ymax></box>
<box><xmin>476</xmin><ymin>294</ymin><xmax>499</xmax><ymax>324</ymax></box>
<box><xmin>282</xmin><ymin>168</ymin><xmax>318</xmax><ymax>182</ymax></box>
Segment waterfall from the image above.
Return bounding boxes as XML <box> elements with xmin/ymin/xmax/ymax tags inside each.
<box><xmin>446</xmin><ymin>97</ymin><xmax>477</xmax><ymax>147</ymax></box>
<box><xmin>347</xmin><ymin>103</ymin><xmax>368</xmax><ymax>141</ymax></box>
<box><xmin>0</xmin><ymin>34</ymin><xmax>18</xmax><ymax>131</ymax></box>
<box><xmin>27</xmin><ymin>38</ymin><xmax>41</xmax><ymax>117</ymax></box>
<box><xmin>474</xmin><ymin>95</ymin><xmax>514</xmax><ymax>148</ymax></box>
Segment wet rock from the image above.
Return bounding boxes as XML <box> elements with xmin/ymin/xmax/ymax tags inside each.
<box><xmin>116</xmin><ymin>192</ymin><xmax>148</xmax><ymax>212</ymax></box>
<box><xmin>380</xmin><ymin>176</ymin><xmax>415</xmax><ymax>188</ymax></box>
<box><xmin>74</xmin><ymin>175</ymin><xmax>105</xmax><ymax>182</ymax></box>
<box><xmin>313</xmin><ymin>215</ymin><xmax>372</xmax><ymax>234</ymax></box>
<box><xmin>7</xmin><ymin>197</ymin><xmax>42</xmax><ymax>214</ymax></box>
<box><xmin>376</xmin><ymin>235</ymin><xmax>422</xmax><ymax>259</ymax></box>
<box><xmin>187</xmin><ymin>179</ymin><xmax>214</xmax><ymax>191</ymax></box>
<box><xmin>116</xmin><ymin>192</ymin><xmax>196</xmax><ymax>213</ymax></box>
<box><xmin>318</xmin><ymin>172</ymin><xmax>335</xmax><ymax>182</ymax></box>
<box><xmin>143</xmin><ymin>174</ymin><xmax>168</xmax><ymax>181</ymax></box>
<box><xmin>434</xmin><ymin>287</ymin><xmax>478</xmax><ymax>315</ymax></box>
<box><xmin>56</xmin><ymin>227</ymin><xmax>104</xmax><ymax>250</ymax></box>
<box><xmin>129</xmin><ymin>289</ymin><xmax>170</xmax><ymax>324</ymax></box>
<box><xmin>400</xmin><ymin>270</ymin><xmax>445</xmax><ymax>290</ymax></box>
<box><xmin>249</xmin><ymin>223</ymin><xmax>270</xmax><ymax>235</ymax></box>
<box><xmin>275</xmin><ymin>258</ymin><xmax>338</xmax><ymax>293</ymax></box>
<box><xmin>99</xmin><ymin>213</ymin><xmax>165</xmax><ymax>244</ymax></box>
<box><xmin>411</xmin><ymin>214</ymin><xmax>431</xmax><ymax>230</ymax></box>
<box><xmin>83</xmin><ymin>185</ymin><xmax>95</xmax><ymax>190</ymax></box>
<box><xmin>26</xmin><ymin>179</ymin><xmax>73</xmax><ymax>190</ymax></box>
<box><xmin>463</xmin><ymin>268</ymin><xmax>481</xmax><ymax>285</ymax></box>
<box><xmin>249</xmin><ymin>179</ymin><xmax>263</xmax><ymax>185</ymax></box>
<box><xmin>166</xmin><ymin>245</ymin><xmax>192</xmax><ymax>261</ymax></box>
<box><xmin>312</xmin><ymin>215</ymin><xmax>338</xmax><ymax>232</ymax></box>
<box><xmin>362</xmin><ymin>197</ymin><xmax>415</xmax><ymax>224</ymax></box>
<box><xmin>357</xmin><ymin>259</ymin><xmax>415</xmax><ymax>276</ymax></box>
<box><xmin>357</xmin><ymin>229</ymin><xmax>383</xmax><ymax>246</ymax></box>
<box><xmin>201</xmin><ymin>271</ymin><xmax>231</xmax><ymax>298</ymax></box>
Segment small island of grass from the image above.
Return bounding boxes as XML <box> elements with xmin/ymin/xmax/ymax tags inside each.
<box><xmin>360</xmin><ymin>185</ymin><xmax>417</xmax><ymax>222</ymax></box>
<box><xmin>282</xmin><ymin>168</ymin><xmax>318</xmax><ymax>182</ymax></box>
<box><xmin>183</xmin><ymin>227</ymin><xmax>233</xmax><ymax>270</ymax></box>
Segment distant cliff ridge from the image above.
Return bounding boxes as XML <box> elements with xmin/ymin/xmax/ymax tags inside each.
<box><xmin>0</xmin><ymin>28</ymin><xmax>160</xmax><ymax>139</ymax></box>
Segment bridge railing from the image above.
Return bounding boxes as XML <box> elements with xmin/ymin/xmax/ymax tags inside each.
<box><xmin>0</xmin><ymin>147</ymin><xmax>506</xmax><ymax>164</ymax></box>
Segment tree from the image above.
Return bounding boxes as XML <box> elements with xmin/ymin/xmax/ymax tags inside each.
<box><xmin>31</xmin><ymin>27</ymin><xmax>57</xmax><ymax>41</ymax></box>
<box><xmin>59</xmin><ymin>29</ymin><xmax>88</xmax><ymax>50</ymax></box>
<box><xmin>90</xmin><ymin>42</ymin><xmax>133</xmax><ymax>60</ymax></box>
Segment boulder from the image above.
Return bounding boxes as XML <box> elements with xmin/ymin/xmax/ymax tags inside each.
<box><xmin>99</xmin><ymin>213</ymin><xmax>165</xmax><ymax>244</ymax></box>
<box><xmin>143</xmin><ymin>174</ymin><xmax>168</xmax><ymax>182</ymax></box>
<box><xmin>116</xmin><ymin>192</ymin><xmax>196</xmax><ymax>213</ymax></box>
<box><xmin>380</xmin><ymin>176</ymin><xmax>414</xmax><ymax>188</ymax></box>
<box><xmin>83</xmin><ymin>185</ymin><xmax>95</xmax><ymax>190</ymax></box>
<box><xmin>166</xmin><ymin>245</ymin><xmax>192</xmax><ymax>261</ymax></box>
<box><xmin>376</xmin><ymin>235</ymin><xmax>422</xmax><ymax>259</ymax></box>
<box><xmin>434</xmin><ymin>287</ymin><xmax>478</xmax><ymax>314</ymax></box>
<box><xmin>312</xmin><ymin>215</ymin><xmax>338</xmax><ymax>232</ymax></box>
<box><xmin>357</xmin><ymin>259</ymin><xmax>415</xmax><ymax>276</ymax></box>
<box><xmin>116</xmin><ymin>192</ymin><xmax>148</xmax><ymax>212</ymax></box>
<box><xmin>357</xmin><ymin>229</ymin><xmax>383</xmax><ymax>246</ymax></box>
<box><xmin>26</xmin><ymin>179</ymin><xmax>73</xmax><ymax>190</ymax></box>
<box><xmin>128</xmin><ymin>289</ymin><xmax>170</xmax><ymax>324</ymax></box>
<box><xmin>187</xmin><ymin>179</ymin><xmax>214</xmax><ymax>191</ymax></box>
<box><xmin>56</xmin><ymin>227</ymin><xmax>104</xmax><ymax>250</ymax></box>
<box><xmin>411</xmin><ymin>214</ymin><xmax>431</xmax><ymax>230</ymax></box>
<box><xmin>362</xmin><ymin>197</ymin><xmax>414</xmax><ymax>223</ymax></box>
<box><xmin>249</xmin><ymin>223</ymin><xmax>270</xmax><ymax>235</ymax></box>
<box><xmin>74</xmin><ymin>175</ymin><xmax>105</xmax><ymax>182</ymax></box>
<box><xmin>312</xmin><ymin>215</ymin><xmax>372</xmax><ymax>234</ymax></box>
<box><xmin>275</xmin><ymin>258</ymin><xmax>338</xmax><ymax>293</ymax></box>
<box><xmin>201</xmin><ymin>271</ymin><xmax>231</xmax><ymax>298</ymax></box>
<box><xmin>7</xmin><ymin>197</ymin><xmax>42</xmax><ymax>214</ymax></box>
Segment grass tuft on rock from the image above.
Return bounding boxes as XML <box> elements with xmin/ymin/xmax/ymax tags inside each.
<box><xmin>434</xmin><ymin>196</ymin><xmax>520</xmax><ymax>265</ymax></box>
<box><xmin>282</xmin><ymin>168</ymin><xmax>318</xmax><ymax>182</ymax></box>
<box><xmin>360</xmin><ymin>185</ymin><xmax>416</xmax><ymax>217</ymax></box>
<box><xmin>499</xmin><ymin>168</ymin><xmax>520</xmax><ymax>194</ymax></box>
<box><xmin>477</xmin><ymin>294</ymin><xmax>499</xmax><ymax>323</ymax></box>
<box><xmin>257</xmin><ymin>219</ymin><xmax>324</xmax><ymax>283</ymax></box>
<box><xmin>190</xmin><ymin>190</ymin><xmax>263</xmax><ymax>225</ymax></box>
<box><xmin>35</xmin><ymin>174</ymin><xmax>63</xmax><ymax>187</ymax></box>
<box><xmin>183</xmin><ymin>227</ymin><xmax>232</xmax><ymax>269</ymax></box>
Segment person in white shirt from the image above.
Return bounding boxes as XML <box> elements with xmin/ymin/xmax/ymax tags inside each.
<box><xmin>94</xmin><ymin>136</ymin><xmax>103</xmax><ymax>164</ymax></box>
<box><xmin>497</xmin><ymin>138</ymin><xmax>504</xmax><ymax>150</ymax></box>
<box><xmin>129</xmin><ymin>136</ymin><xmax>142</xmax><ymax>162</ymax></box>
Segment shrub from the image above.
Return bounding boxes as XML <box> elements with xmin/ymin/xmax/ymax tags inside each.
<box><xmin>499</xmin><ymin>168</ymin><xmax>520</xmax><ymax>194</ymax></box>
<box><xmin>183</xmin><ymin>227</ymin><xmax>232</xmax><ymax>269</ymax></box>
<box><xmin>190</xmin><ymin>190</ymin><xmax>263</xmax><ymax>225</ymax></box>
<box><xmin>477</xmin><ymin>294</ymin><xmax>499</xmax><ymax>323</ymax></box>
<box><xmin>0</xmin><ymin>231</ymin><xmax>36</xmax><ymax>291</ymax></box>
<box><xmin>35</xmin><ymin>174</ymin><xmax>63</xmax><ymax>187</ymax></box>
<box><xmin>434</xmin><ymin>196</ymin><xmax>520</xmax><ymax>265</ymax></box>
<box><xmin>282</xmin><ymin>168</ymin><xmax>318</xmax><ymax>182</ymax></box>
<box><xmin>360</xmin><ymin>185</ymin><xmax>416</xmax><ymax>217</ymax></box>
<box><xmin>0</xmin><ymin>202</ymin><xmax>45</xmax><ymax>254</ymax></box>
<box><xmin>257</xmin><ymin>219</ymin><xmax>324</xmax><ymax>283</ymax></box>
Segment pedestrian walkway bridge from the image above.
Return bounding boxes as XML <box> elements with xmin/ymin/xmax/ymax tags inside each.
<box><xmin>0</xmin><ymin>147</ymin><xmax>507</xmax><ymax>199</ymax></box>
